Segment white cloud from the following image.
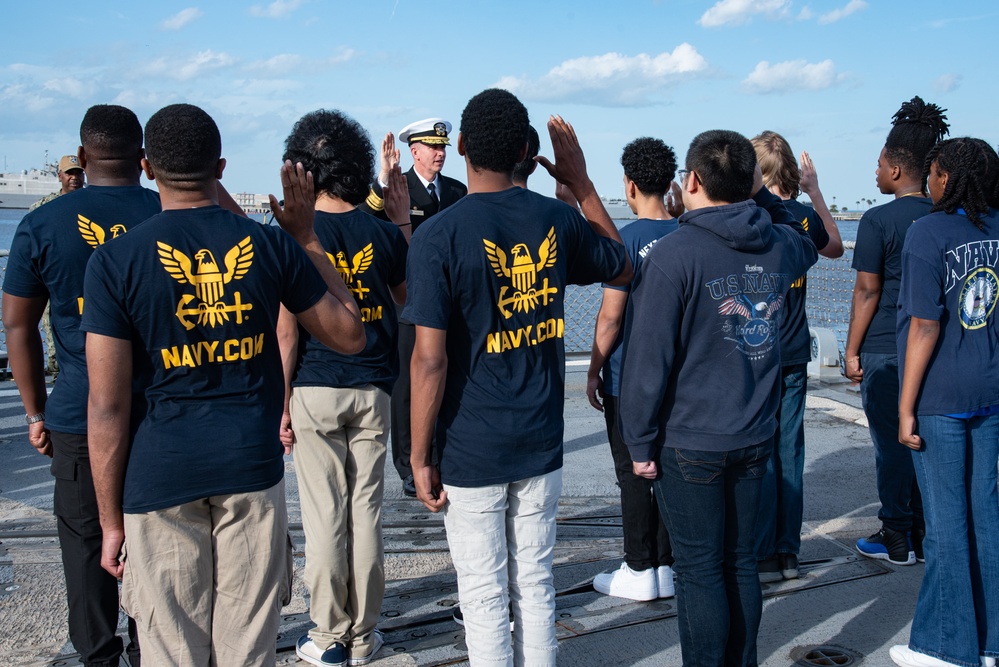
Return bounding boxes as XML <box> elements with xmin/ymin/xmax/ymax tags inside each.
<box><xmin>42</xmin><ymin>77</ymin><xmax>87</xmax><ymax>98</ymax></box>
<box><xmin>742</xmin><ymin>59</ymin><xmax>844</xmax><ymax>94</ymax></box>
<box><xmin>161</xmin><ymin>8</ymin><xmax>203</xmax><ymax>30</ymax></box>
<box><xmin>933</xmin><ymin>73</ymin><xmax>963</xmax><ymax>93</ymax></box>
<box><xmin>138</xmin><ymin>50</ymin><xmax>236</xmax><ymax>81</ymax></box>
<box><xmin>249</xmin><ymin>0</ymin><xmax>304</xmax><ymax>18</ymax></box>
<box><xmin>245</xmin><ymin>54</ymin><xmax>304</xmax><ymax>76</ymax></box>
<box><xmin>112</xmin><ymin>89</ymin><xmax>175</xmax><ymax>109</ymax></box>
<box><xmin>0</xmin><ymin>84</ymin><xmax>56</xmax><ymax>113</ymax></box>
<box><xmin>496</xmin><ymin>45</ymin><xmax>708</xmax><ymax>106</ymax></box>
<box><xmin>818</xmin><ymin>0</ymin><xmax>867</xmax><ymax>24</ymax></box>
<box><xmin>797</xmin><ymin>6</ymin><xmax>814</xmax><ymax>20</ymax></box>
<box><xmin>699</xmin><ymin>0</ymin><xmax>790</xmax><ymax>27</ymax></box>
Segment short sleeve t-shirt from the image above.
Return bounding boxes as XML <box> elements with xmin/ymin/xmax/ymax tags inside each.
<box><xmin>779</xmin><ymin>198</ymin><xmax>831</xmax><ymax>366</ymax></box>
<box><xmin>81</xmin><ymin>206</ymin><xmax>328</xmax><ymax>513</ymax></box>
<box><xmin>3</xmin><ymin>185</ymin><xmax>160</xmax><ymax>434</ymax></box>
<box><xmin>897</xmin><ymin>209</ymin><xmax>999</xmax><ymax>415</ymax></box>
<box><xmin>291</xmin><ymin>209</ymin><xmax>408</xmax><ymax>394</ymax></box>
<box><xmin>600</xmin><ymin>217</ymin><xmax>678</xmax><ymax>396</ymax></box>
<box><xmin>403</xmin><ymin>187</ymin><xmax>626</xmax><ymax>487</ymax></box>
<box><xmin>852</xmin><ymin>196</ymin><xmax>932</xmax><ymax>354</ymax></box>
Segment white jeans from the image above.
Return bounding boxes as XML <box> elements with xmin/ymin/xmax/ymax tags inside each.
<box><xmin>444</xmin><ymin>468</ymin><xmax>562</xmax><ymax>667</ymax></box>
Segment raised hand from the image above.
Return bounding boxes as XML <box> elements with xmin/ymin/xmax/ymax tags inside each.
<box><xmin>380</xmin><ymin>132</ymin><xmax>401</xmax><ymax>185</ymax></box>
<box><xmin>268</xmin><ymin>160</ymin><xmax>316</xmax><ymax>242</ymax></box>
<box><xmin>799</xmin><ymin>151</ymin><xmax>820</xmax><ymax>198</ymax></box>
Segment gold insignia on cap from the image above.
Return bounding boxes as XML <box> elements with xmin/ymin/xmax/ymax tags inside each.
<box><xmin>434</xmin><ymin>122</ymin><xmax>447</xmax><ymax>137</ymax></box>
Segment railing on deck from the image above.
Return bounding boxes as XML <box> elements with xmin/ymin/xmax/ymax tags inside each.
<box><xmin>0</xmin><ymin>247</ymin><xmax>858</xmax><ymax>362</ymax></box>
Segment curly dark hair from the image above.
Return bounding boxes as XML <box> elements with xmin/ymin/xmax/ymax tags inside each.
<box><xmin>283</xmin><ymin>110</ymin><xmax>374</xmax><ymax>206</ymax></box>
<box><xmin>885</xmin><ymin>96</ymin><xmax>949</xmax><ymax>178</ymax></box>
<box><xmin>144</xmin><ymin>104</ymin><xmax>221</xmax><ymax>187</ymax></box>
<box><xmin>79</xmin><ymin>104</ymin><xmax>143</xmax><ymax>158</ymax></box>
<box><xmin>923</xmin><ymin>137</ymin><xmax>999</xmax><ymax>230</ymax></box>
<box><xmin>621</xmin><ymin>137</ymin><xmax>677</xmax><ymax>197</ymax></box>
<box><xmin>460</xmin><ymin>89</ymin><xmax>530</xmax><ymax>174</ymax></box>
<box><xmin>685</xmin><ymin>130</ymin><xmax>756</xmax><ymax>204</ymax></box>
<box><xmin>512</xmin><ymin>125</ymin><xmax>540</xmax><ymax>184</ymax></box>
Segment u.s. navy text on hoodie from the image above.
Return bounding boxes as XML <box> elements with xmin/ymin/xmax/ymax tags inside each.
<box><xmin>619</xmin><ymin>190</ymin><xmax>818</xmax><ymax>461</ymax></box>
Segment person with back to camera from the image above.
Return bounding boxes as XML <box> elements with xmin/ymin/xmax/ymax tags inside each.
<box><xmin>83</xmin><ymin>103</ymin><xmax>365</xmax><ymax>667</ymax></box>
<box><xmin>890</xmin><ymin>137</ymin><xmax>999</xmax><ymax>667</ymax></box>
<box><xmin>587</xmin><ymin>136</ymin><xmax>681</xmax><ymax>602</ymax></box>
<box><xmin>275</xmin><ymin>108</ymin><xmax>409</xmax><ymax>667</ymax></box>
<box><xmin>620</xmin><ymin>129</ymin><xmax>817</xmax><ymax>667</ymax></box>
<box><xmin>845</xmin><ymin>97</ymin><xmax>949</xmax><ymax>566</ymax></box>
<box><xmin>751</xmin><ymin>131</ymin><xmax>844</xmax><ymax>582</ymax></box>
<box><xmin>405</xmin><ymin>88</ymin><xmax>631</xmax><ymax>667</ymax></box>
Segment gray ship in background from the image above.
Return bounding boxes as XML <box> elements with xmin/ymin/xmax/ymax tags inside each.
<box><xmin>0</xmin><ymin>157</ymin><xmax>59</xmax><ymax>209</ymax></box>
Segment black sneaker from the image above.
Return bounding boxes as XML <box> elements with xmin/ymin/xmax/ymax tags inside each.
<box><xmin>757</xmin><ymin>555</ymin><xmax>782</xmax><ymax>583</ymax></box>
<box><xmin>910</xmin><ymin>528</ymin><xmax>926</xmax><ymax>563</ymax></box>
<box><xmin>856</xmin><ymin>526</ymin><xmax>915</xmax><ymax>565</ymax></box>
<box><xmin>778</xmin><ymin>553</ymin><xmax>799</xmax><ymax>580</ymax></box>
<box><xmin>453</xmin><ymin>605</ymin><xmax>515</xmax><ymax>631</ymax></box>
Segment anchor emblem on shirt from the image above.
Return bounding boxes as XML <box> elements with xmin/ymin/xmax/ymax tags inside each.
<box><xmin>484</xmin><ymin>227</ymin><xmax>559</xmax><ymax>319</ymax></box>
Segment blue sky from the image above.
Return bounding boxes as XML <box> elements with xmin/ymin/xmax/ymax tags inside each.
<box><xmin>2</xmin><ymin>0</ymin><xmax>996</xmax><ymax>210</ymax></box>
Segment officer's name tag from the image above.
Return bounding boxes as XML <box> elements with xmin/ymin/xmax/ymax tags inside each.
<box><xmin>410</xmin><ymin>209</ymin><xmax>425</xmax><ymax>216</ymax></box>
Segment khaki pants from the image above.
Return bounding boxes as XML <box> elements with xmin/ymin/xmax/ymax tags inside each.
<box><xmin>291</xmin><ymin>384</ymin><xmax>388</xmax><ymax>659</ymax></box>
<box><xmin>121</xmin><ymin>480</ymin><xmax>292</xmax><ymax>667</ymax></box>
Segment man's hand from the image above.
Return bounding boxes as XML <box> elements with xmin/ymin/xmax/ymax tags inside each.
<box><xmin>752</xmin><ymin>162</ymin><xmax>765</xmax><ymax>197</ymax></box>
<box><xmin>633</xmin><ymin>460</ymin><xmax>657</xmax><ymax>480</ymax></box>
<box><xmin>536</xmin><ymin>116</ymin><xmax>593</xmax><ymax>196</ymax></box>
<box><xmin>586</xmin><ymin>373</ymin><xmax>604</xmax><ymax>412</ymax></box>
<box><xmin>28</xmin><ymin>420</ymin><xmax>52</xmax><ymax>457</ymax></box>
<box><xmin>799</xmin><ymin>151</ymin><xmax>820</xmax><ymax>198</ymax></box>
<box><xmin>844</xmin><ymin>356</ymin><xmax>863</xmax><ymax>383</ymax></box>
<box><xmin>554</xmin><ymin>182</ymin><xmax>578</xmax><ymax>209</ymax></box>
<box><xmin>413</xmin><ymin>463</ymin><xmax>447</xmax><ymax>513</ymax></box>
<box><xmin>101</xmin><ymin>527</ymin><xmax>125</xmax><ymax>579</ymax></box>
<box><xmin>666</xmin><ymin>180</ymin><xmax>685</xmax><ymax>218</ymax></box>
<box><xmin>279</xmin><ymin>411</ymin><xmax>295</xmax><ymax>455</ymax></box>
<box><xmin>898</xmin><ymin>411</ymin><xmax>922</xmax><ymax>451</ymax></box>
<box><xmin>379</xmin><ymin>132</ymin><xmax>401</xmax><ymax>185</ymax></box>
<box><xmin>269</xmin><ymin>161</ymin><xmax>316</xmax><ymax>242</ymax></box>
<box><xmin>383</xmin><ymin>163</ymin><xmax>411</xmax><ymax>229</ymax></box>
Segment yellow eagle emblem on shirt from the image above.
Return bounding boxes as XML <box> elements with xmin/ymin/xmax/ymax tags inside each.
<box><xmin>156</xmin><ymin>236</ymin><xmax>254</xmax><ymax>328</ymax></box>
<box><xmin>483</xmin><ymin>227</ymin><xmax>559</xmax><ymax>318</ymax></box>
<box><xmin>78</xmin><ymin>214</ymin><xmax>127</xmax><ymax>248</ymax></box>
<box><xmin>327</xmin><ymin>243</ymin><xmax>374</xmax><ymax>300</ymax></box>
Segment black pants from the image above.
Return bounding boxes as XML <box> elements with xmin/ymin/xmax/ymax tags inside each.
<box><xmin>51</xmin><ymin>431</ymin><xmax>139</xmax><ymax>667</ymax></box>
<box><xmin>603</xmin><ymin>396</ymin><xmax>673</xmax><ymax>570</ymax></box>
<box><xmin>390</xmin><ymin>321</ymin><xmax>437</xmax><ymax>479</ymax></box>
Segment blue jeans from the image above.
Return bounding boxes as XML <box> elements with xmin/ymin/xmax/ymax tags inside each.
<box><xmin>444</xmin><ymin>469</ymin><xmax>562</xmax><ymax>667</ymax></box>
<box><xmin>860</xmin><ymin>352</ymin><xmax>923</xmax><ymax>532</ymax></box>
<box><xmin>655</xmin><ymin>442</ymin><xmax>771</xmax><ymax>667</ymax></box>
<box><xmin>908</xmin><ymin>414</ymin><xmax>999</xmax><ymax>667</ymax></box>
<box><xmin>756</xmin><ymin>364</ymin><xmax>806</xmax><ymax>558</ymax></box>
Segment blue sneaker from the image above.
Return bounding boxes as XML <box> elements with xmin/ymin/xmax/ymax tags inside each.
<box><xmin>857</xmin><ymin>526</ymin><xmax>915</xmax><ymax>565</ymax></box>
<box><xmin>297</xmin><ymin>635</ymin><xmax>348</xmax><ymax>667</ymax></box>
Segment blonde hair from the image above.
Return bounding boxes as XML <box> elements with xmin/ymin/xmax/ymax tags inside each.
<box><xmin>752</xmin><ymin>131</ymin><xmax>800</xmax><ymax>199</ymax></box>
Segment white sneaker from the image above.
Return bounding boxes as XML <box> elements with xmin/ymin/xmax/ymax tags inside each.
<box><xmin>656</xmin><ymin>565</ymin><xmax>675</xmax><ymax>598</ymax></box>
<box><xmin>890</xmin><ymin>645</ymin><xmax>955</xmax><ymax>667</ymax></box>
<box><xmin>592</xmin><ymin>563</ymin><xmax>657</xmax><ymax>601</ymax></box>
<box><xmin>982</xmin><ymin>657</ymin><xmax>996</xmax><ymax>667</ymax></box>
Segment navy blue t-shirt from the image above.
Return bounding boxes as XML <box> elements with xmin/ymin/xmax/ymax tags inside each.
<box><xmin>3</xmin><ymin>185</ymin><xmax>160</xmax><ymax>434</ymax></box>
<box><xmin>897</xmin><ymin>209</ymin><xmax>999</xmax><ymax>415</ymax></box>
<box><xmin>852</xmin><ymin>196</ymin><xmax>932</xmax><ymax>354</ymax></box>
<box><xmin>779</xmin><ymin>199</ymin><xmax>830</xmax><ymax>366</ymax></box>
<box><xmin>80</xmin><ymin>206</ymin><xmax>328</xmax><ymax>513</ymax></box>
<box><xmin>403</xmin><ymin>187</ymin><xmax>626</xmax><ymax>487</ymax></box>
<box><xmin>601</xmin><ymin>217</ymin><xmax>678</xmax><ymax>396</ymax></box>
<box><xmin>291</xmin><ymin>209</ymin><xmax>408</xmax><ymax>394</ymax></box>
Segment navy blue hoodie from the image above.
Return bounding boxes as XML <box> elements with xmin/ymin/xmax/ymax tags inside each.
<box><xmin>619</xmin><ymin>192</ymin><xmax>818</xmax><ymax>460</ymax></box>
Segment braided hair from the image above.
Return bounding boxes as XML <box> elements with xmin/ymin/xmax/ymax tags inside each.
<box><xmin>885</xmin><ymin>96</ymin><xmax>950</xmax><ymax>179</ymax></box>
<box><xmin>923</xmin><ymin>138</ymin><xmax>999</xmax><ymax>230</ymax></box>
